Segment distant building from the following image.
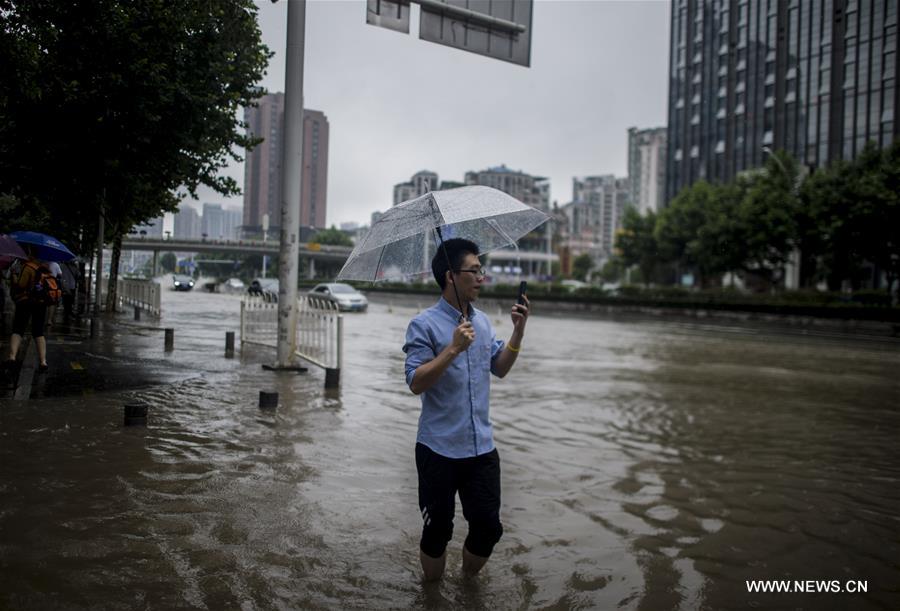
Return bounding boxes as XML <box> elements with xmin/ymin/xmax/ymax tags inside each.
<box><xmin>243</xmin><ymin>92</ymin><xmax>329</xmax><ymax>236</ymax></box>
<box><xmin>627</xmin><ymin>126</ymin><xmax>667</xmax><ymax>215</ymax></box>
<box><xmin>340</xmin><ymin>221</ymin><xmax>359</xmax><ymax>231</ymax></box>
<box><xmin>566</xmin><ymin>175</ymin><xmax>631</xmax><ymax>262</ymax></box>
<box><xmin>223</xmin><ymin>208</ymin><xmax>242</xmax><ymax>240</ymax></box>
<box><xmin>464</xmin><ymin>165</ymin><xmax>555</xmax><ymax>278</ymax></box>
<box><xmin>393</xmin><ymin>170</ymin><xmax>439</xmax><ymax>206</ymax></box>
<box><xmin>173</xmin><ymin>204</ymin><xmax>201</xmax><ymax>239</ymax></box>
<box><xmin>464</xmin><ymin>164</ymin><xmax>550</xmax><ymax>211</ymax></box>
<box><xmin>393</xmin><ymin>183</ymin><xmax>416</xmax><ymax>206</ymax></box>
<box><xmin>666</xmin><ymin>0</ymin><xmax>899</xmax><ymax>202</ymax></box>
<box><xmin>202</xmin><ymin>203</ymin><xmax>225</xmax><ymax>239</ymax></box>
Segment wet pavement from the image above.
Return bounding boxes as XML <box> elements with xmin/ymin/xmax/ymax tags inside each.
<box><xmin>1</xmin><ymin>288</ymin><xmax>899</xmax><ymax>610</ymax></box>
<box><xmin>1</xmin><ymin>317</ymin><xmax>183</xmax><ymax>400</ymax></box>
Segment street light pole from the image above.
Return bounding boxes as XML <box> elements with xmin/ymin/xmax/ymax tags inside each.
<box><xmin>273</xmin><ymin>0</ymin><xmax>305</xmax><ymax>369</ymax></box>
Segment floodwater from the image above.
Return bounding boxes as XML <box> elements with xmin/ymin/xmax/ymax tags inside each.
<box><xmin>1</xmin><ymin>288</ymin><xmax>899</xmax><ymax>610</ymax></box>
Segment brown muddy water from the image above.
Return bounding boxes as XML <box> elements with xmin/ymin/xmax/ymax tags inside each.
<box><xmin>1</xmin><ymin>289</ymin><xmax>899</xmax><ymax>610</ymax></box>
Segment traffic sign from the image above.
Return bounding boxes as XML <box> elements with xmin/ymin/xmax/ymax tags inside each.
<box><xmin>367</xmin><ymin>0</ymin><xmax>411</xmax><ymax>34</ymax></box>
<box><xmin>419</xmin><ymin>0</ymin><xmax>532</xmax><ymax>67</ymax></box>
<box><xmin>366</xmin><ymin>0</ymin><xmax>533</xmax><ymax>68</ymax></box>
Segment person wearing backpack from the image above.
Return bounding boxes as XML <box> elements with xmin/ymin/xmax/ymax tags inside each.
<box><xmin>3</xmin><ymin>244</ymin><xmax>58</xmax><ymax>375</ymax></box>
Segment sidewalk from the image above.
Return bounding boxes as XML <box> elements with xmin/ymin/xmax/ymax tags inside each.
<box><xmin>0</xmin><ymin>310</ymin><xmax>188</xmax><ymax>401</ymax></box>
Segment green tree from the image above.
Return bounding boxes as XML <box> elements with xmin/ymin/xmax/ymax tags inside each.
<box><xmin>0</xmin><ymin>0</ymin><xmax>271</xmax><ymax>307</ymax></box>
<box><xmin>160</xmin><ymin>252</ymin><xmax>177</xmax><ymax>273</ymax></box>
<box><xmin>656</xmin><ymin>180</ymin><xmax>725</xmax><ymax>285</ymax></box>
<box><xmin>599</xmin><ymin>258</ymin><xmax>623</xmax><ymax>283</ymax></box>
<box><xmin>737</xmin><ymin>150</ymin><xmax>801</xmax><ymax>288</ymax></box>
<box><xmin>852</xmin><ymin>142</ymin><xmax>900</xmax><ymax>297</ymax></box>
<box><xmin>695</xmin><ymin>178</ymin><xmax>751</xmax><ymax>284</ymax></box>
<box><xmin>616</xmin><ymin>207</ymin><xmax>661</xmax><ymax>287</ymax></box>
<box><xmin>800</xmin><ymin>142</ymin><xmax>900</xmax><ymax>295</ymax></box>
<box><xmin>572</xmin><ymin>253</ymin><xmax>594</xmax><ymax>282</ymax></box>
<box><xmin>312</xmin><ymin>226</ymin><xmax>354</xmax><ymax>247</ymax></box>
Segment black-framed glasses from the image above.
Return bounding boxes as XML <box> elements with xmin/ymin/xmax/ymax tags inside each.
<box><xmin>454</xmin><ymin>268</ymin><xmax>487</xmax><ymax>278</ymax></box>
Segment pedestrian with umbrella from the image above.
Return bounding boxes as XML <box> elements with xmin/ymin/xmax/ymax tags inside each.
<box><xmin>0</xmin><ymin>234</ymin><xmax>28</xmax><ymax>317</ymax></box>
<box><xmin>336</xmin><ymin>185</ymin><xmax>548</xmax><ymax>582</ymax></box>
<box><xmin>3</xmin><ymin>232</ymin><xmax>72</xmax><ymax>378</ymax></box>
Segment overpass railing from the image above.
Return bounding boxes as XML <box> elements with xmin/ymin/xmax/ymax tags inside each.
<box><xmin>116</xmin><ymin>278</ymin><xmax>161</xmax><ymax>316</ymax></box>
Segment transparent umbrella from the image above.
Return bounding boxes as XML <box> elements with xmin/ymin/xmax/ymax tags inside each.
<box><xmin>336</xmin><ymin>185</ymin><xmax>550</xmax><ymax>283</ymax></box>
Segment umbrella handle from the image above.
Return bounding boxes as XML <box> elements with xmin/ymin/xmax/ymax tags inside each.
<box><xmin>434</xmin><ymin>226</ymin><xmax>467</xmax><ymax>322</ymax></box>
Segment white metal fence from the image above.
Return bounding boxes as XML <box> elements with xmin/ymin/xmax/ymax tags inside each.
<box><xmin>296</xmin><ymin>295</ymin><xmax>343</xmax><ymax>370</ymax></box>
<box><xmin>240</xmin><ymin>294</ymin><xmax>343</xmax><ymax>373</ymax></box>
<box><xmin>116</xmin><ymin>278</ymin><xmax>161</xmax><ymax>316</ymax></box>
<box><xmin>240</xmin><ymin>296</ymin><xmax>279</xmax><ymax>349</ymax></box>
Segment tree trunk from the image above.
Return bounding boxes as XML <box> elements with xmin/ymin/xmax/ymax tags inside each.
<box><xmin>105</xmin><ymin>233</ymin><xmax>122</xmax><ymax>313</ymax></box>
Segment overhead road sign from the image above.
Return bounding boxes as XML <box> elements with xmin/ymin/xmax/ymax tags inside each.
<box><xmin>366</xmin><ymin>0</ymin><xmax>410</xmax><ymax>33</ymax></box>
<box><xmin>367</xmin><ymin>0</ymin><xmax>533</xmax><ymax>67</ymax></box>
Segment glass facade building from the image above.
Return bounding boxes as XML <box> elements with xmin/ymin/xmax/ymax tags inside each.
<box><xmin>666</xmin><ymin>0</ymin><xmax>899</xmax><ymax>202</ymax></box>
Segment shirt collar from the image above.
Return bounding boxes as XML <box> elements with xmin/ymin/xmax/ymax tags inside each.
<box><xmin>438</xmin><ymin>296</ymin><xmax>476</xmax><ymax>321</ymax></box>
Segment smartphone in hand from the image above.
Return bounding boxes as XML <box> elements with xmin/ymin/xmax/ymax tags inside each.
<box><xmin>516</xmin><ymin>281</ymin><xmax>527</xmax><ymax>306</ymax></box>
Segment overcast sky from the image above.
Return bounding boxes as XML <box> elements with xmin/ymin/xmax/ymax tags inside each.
<box><xmin>185</xmin><ymin>0</ymin><xmax>671</xmax><ymax>228</ymax></box>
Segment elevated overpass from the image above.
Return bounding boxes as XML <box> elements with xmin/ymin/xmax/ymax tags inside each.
<box><xmin>121</xmin><ymin>236</ymin><xmax>353</xmax><ymax>277</ymax></box>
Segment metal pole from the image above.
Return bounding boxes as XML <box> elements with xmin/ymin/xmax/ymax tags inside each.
<box><xmin>95</xmin><ymin>207</ymin><xmax>104</xmax><ymax>315</ymax></box>
<box><xmin>276</xmin><ymin>0</ymin><xmax>306</xmax><ymax>368</ymax></box>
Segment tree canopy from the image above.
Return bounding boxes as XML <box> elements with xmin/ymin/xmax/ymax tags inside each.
<box><xmin>0</xmin><ymin>0</ymin><xmax>271</xmax><ymax>254</ymax></box>
<box><xmin>312</xmin><ymin>226</ymin><xmax>354</xmax><ymax>247</ymax></box>
<box><xmin>614</xmin><ymin>143</ymin><xmax>900</xmax><ymax>298</ymax></box>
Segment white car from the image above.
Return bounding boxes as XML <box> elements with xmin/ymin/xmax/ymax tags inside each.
<box><xmin>308</xmin><ymin>283</ymin><xmax>368</xmax><ymax>312</ymax></box>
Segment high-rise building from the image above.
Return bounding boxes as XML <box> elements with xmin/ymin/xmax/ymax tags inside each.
<box><xmin>628</xmin><ymin>126</ymin><xmax>667</xmax><ymax>215</ymax></box>
<box><xmin>202</xmin><ymin>203</ymin><xmax>225</xmax><ymax>239</ymax></box>
<box><xmin>464</xmin><ymin>165</ymin><xmax>555</xmax><ymax>278</ymax></box>
<box><xmin>464</xmin><ymin>165</ymin><xmax>550</xmax><ymax>211</ymax></box>
<box><xmin>174</xmin><ymin>204</ymin><xmax>201</xmax><ymax>239</ymax></box>
<box><xmin>243</xmin><ymin>93</ymin><xmax>329</xmax><ymax>236</ymax></box>
<box><xmin>666</xmin><ymin>0</ymin><xmax>899</xmax><ymax>203</ymax></box>
<box><xmin>223</xmin><ymin>207</ymin><xmax>242</xmax><ymax>240</ymax></box>
<box><xmin>570</xmin><ymin>175</ymin><xmax>631</xmax><ymax>259</ymax></box>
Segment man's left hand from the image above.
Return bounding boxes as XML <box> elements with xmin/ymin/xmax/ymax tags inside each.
<box><xmin>511</xmin><ymin>295</ymin><xmax>529</xmax><ymax>332</ymax></box>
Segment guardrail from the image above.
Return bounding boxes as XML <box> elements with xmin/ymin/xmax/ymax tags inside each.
<box><xmin>116</xmin><ymin>278</ymin><xmax>161</xmax><ymax>316</ymax></box>
<box><xmin>240</xmin><ymin>294</ymin><xmax>344</xmax><ymax>387</ymax></box>
<box><xmin>297</xmin><ymin>295</ymin><xmax>343</xmax><ymax>387</ymax></box>
<box><xmin>240</xmin><ymin>296</ymin><xmax>278</xmax><ymax>349</ymax></box>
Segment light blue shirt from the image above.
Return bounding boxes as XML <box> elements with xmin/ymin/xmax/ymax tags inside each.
<box><xmin>403</xmin><ymin>297</ymin><xmax>505</xmax><ymax>459</ymax></box>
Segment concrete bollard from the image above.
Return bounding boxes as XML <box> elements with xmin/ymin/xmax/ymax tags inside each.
<box><xmin>259</xmin><ymin>391</ymin><xmax>278</xmax><ymax>409</ymax></box>
<box><xmin>124</xmin><ymin>403</ymin><xmax>148</xmax><ymax>426</ymax></box>
<box><xmin>134</xmin><ymin>306</ymin><xmax>141</xmax><ymax>321</ymax></box>
<box><xmin>225</xmin><ymin>331</ymin><xmax>235</xmax><ymax>358</ymax></box>
<box><xmin>164</xmin><ymin>328</ymin><xmax>174</xmax><ymax>351</ymax></box>
<box><xmin>325</xmin><ymin>368</ymin><xmax>340</xmax><ymax>389</ymax></box>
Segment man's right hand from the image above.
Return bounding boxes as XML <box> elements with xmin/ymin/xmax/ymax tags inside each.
<box><xmin>451</xmin><ymin>321</ymin><xmax>475</xmax><ymax>354</ymax></box>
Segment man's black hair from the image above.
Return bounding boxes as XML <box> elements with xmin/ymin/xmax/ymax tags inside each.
<box><xmin>431</xmin><ymin>238</ymin><xmax>480</xmax><ymax>290</ymax></box>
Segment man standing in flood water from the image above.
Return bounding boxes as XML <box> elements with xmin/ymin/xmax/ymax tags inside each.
<box><xmin>403</xmin><ymin>238</ymin><xmax>530</xmax><ymax>581</ymax></box>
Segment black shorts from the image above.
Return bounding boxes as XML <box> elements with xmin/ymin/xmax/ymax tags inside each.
<box><xmin>11</xmin><ymin>301</ymin><xmax>47</xmax><ymax>338</ymax></box>
<box><xmin>415</xmin><ymin>442</ymin><xmax>503</xmax><ymax>559</ymax></box>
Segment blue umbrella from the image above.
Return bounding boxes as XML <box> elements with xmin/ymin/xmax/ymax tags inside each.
<box><xmin>9</xmin><ymin>230</ymin><xmax>76</xmax><ymax>262</ymax></box>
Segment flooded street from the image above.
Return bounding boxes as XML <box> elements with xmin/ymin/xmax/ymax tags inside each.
<box><xmin>1</xmin><ymin>288</ymin><xmax>899</xmax><ymax>609</ymax></box>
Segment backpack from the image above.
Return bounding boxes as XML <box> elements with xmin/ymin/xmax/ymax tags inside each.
<box><xmin>14</xmin><ymin>260</ymin><xmax>61</xmax><ymax>306</ymax></box>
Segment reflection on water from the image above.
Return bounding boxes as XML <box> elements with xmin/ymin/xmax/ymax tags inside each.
<box><xmin>1</xmin><ymin>290</ymin><xmax>899</xmax><ymax>609</ymax></box>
